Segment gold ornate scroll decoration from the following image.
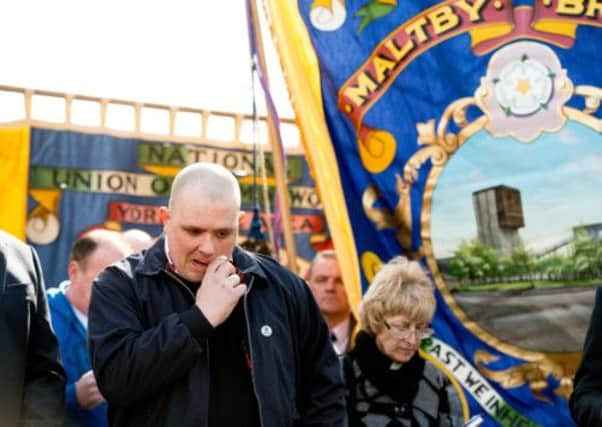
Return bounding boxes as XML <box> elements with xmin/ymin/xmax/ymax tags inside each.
<box><xmin>474</xmin><ymin>350</ymin><xmax>573</xmax><ymax>402</ymax></box>
<box><xmin>361</xmin><ymin>178</ymin><xmax>422</xmax><ymax>259</ymax></box>
<box><xmin>361</xmin><ymin>97</ymin><xmax>483</xmax><ymax>259</ymax></box>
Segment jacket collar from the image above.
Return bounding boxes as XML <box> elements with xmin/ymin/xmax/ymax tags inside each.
<box><xmin>136</xmin><ymin>236</ymin><xmax>268</xmax><ymax>283</ymax></box>
<box><xmin>48</xmin><ymin>281</ymin><xmax>88</xmax><ymax>338</ymax></box>
<box><xmin>135</xmin><ymin>236</ymin><xmax>169</xmax><ymax>276</ymax></box>
<box><xmin>232</xmin><ymin>246</ymin><xmax>268</xmax><ymax>283</ymax></box>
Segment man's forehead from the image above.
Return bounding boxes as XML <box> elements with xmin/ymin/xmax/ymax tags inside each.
<box><xmin>177</xmin><ymin>184</ymin><xmax>231</xmax><ymax>199</ymax></box>
<box><xmin>315</xmin><ymin>257</ymin><xmax>340</xmax><ymax>270</ymax></box>
<box><xmin>312</xmin><ymin>258</ymin><xmax>342</xmax><ymax>277</ymax></box>
<box><xmin>172</xmin><ymin>186</ymin><xmax>238</xmax><ymax>209</ymax></box>
<box><xmin>172</xmin><ymin>190</ymin><xmax>237</xmax><ymax>208</ymax></box>
<box><xmin>171</xmin><ymin>200</ymin><xmax>239</xmax><ymax>225</ymax></box>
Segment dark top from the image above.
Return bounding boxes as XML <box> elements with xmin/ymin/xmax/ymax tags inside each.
<box><xmin>208</xmin><ymin>300</ymin><xmax>260</xmax><ymax>427</ymax></box>
<box><xmin>571</xmin><ymin>287</ymin><xmax>602</xmax><ymax>426</ymax></box>
<box><xmin>353</xmin><ymin>331</ymin><xmax>425</xmax><ymax>404</ymax></box>
<box><xmin>0</xmin><ymin>230</ymin><xmax>66</xmax><ymax>427</ymax></box>
<box><xmin>175</xmin><ymin>275</ymin><xmax>260</xmax><ymax>427</ymax></box>
<box><xmin>344</xmin><ymin>331</ymin><xmax>462</xmax><ymax>427</ymax></box>
<box><xmin>88</xmin><ymin>238</ymin><xmax>345</xmax><ymax>426</ymax></box>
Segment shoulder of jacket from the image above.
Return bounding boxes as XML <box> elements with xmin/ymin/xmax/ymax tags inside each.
<box><xmin>251</xmin><ymin>253</ymin><xmax>304</xmax><ymax>287</ymax></box>
<box><xmin>108</xmin><ymin>256</ymin><xmax>138</xmax><ymax>279</ymax></box>
<box><xmin>250</xmin><ymin>252</ymin><xmax>290</xmax><ymax>274</ymax></box>
<box><xmin>46</xmin><ymin>287</ymin><xmax>68</xmax><ymax>311</ymax></box>
<box><xmin>46</xmin><ymin>288</ymin><xmax>73</xmax><ymax>325</ymax></box>
<box><xmin>93</xmin><ymin>258</ymin><xmax>138</xmax><ymax>295</ymax></box>
<box><xmin>0</xmin><ymin>230</ymin><xmax>26</xmax><ymax>250</ymax></box>
<box><xmin>0</xmin><ymin>232</ymin><xmax>35</xmax><ymax>268</ymax></box>
<box><xmin>47</xmin><ymin>286</ymin><xmax>62</xmax><ymax>299</ymax></box>
<box><xmin>423</xmin><ymin>360</ymin><xmax>449</xmax><ymax>390</ymax></box>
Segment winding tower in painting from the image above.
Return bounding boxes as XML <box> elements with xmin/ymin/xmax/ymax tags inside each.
<box><xmin>472</xmin><ymin>185</ymin><xmax>524</xmax><ymax>256</ymax></box>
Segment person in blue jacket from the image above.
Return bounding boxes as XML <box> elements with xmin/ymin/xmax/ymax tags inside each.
<box><xmin>47</xmin><ymin>229</ymin><xmax>130</xmax><ymax>427</ymax></box>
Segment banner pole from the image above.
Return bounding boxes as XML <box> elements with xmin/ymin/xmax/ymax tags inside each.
<box><xmin>248</xmin><ymin>0</ymin><xmax>298</xmax><ymax>273</ymax></box>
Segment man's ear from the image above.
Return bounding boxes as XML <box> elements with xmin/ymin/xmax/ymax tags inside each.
<box><xmin>158</xmin><ymin>206</ymin><xmax>170</xmax><ymax>226</ymax></box>
<box><xmin>67</xmin><ymin>260</ymin><xmax>79</xmax><ymax>281</ymax></box>
<box><xmin>304</xmin><ymin>267</ymin><xmax>311</xmax><ymax>281</ymax></box>
<box><xmin>235</xmin><ymin>210</ymin><xmax>245</xmax><ymax>232</ymax></box>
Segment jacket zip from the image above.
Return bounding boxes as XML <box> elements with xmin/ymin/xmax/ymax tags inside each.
<box><xmin>206</xmin><ymin>334</ymin><xmax>211</xmax><ymax>427</ymax></box>
<box><xmin>163</xmin><ymin>269</ymin><xmax>211</xmax><ymax>427</ymax></box>
<box><xmin>164</xmin><ymin>270</ymin><xmax>196</xmax><ymax>300</ymax></box>
<box><xmin>243</xmin><ymin>276</ymin><xmax>264</xmax><ymax>427</ymax></box>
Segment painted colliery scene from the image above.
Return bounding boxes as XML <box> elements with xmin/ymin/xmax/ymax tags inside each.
<box><xmin>430</xmin><ymin>121</ymin><xmax>602</xmax><ymax>353</ymax></box>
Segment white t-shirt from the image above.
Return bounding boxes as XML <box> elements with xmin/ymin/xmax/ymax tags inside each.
<box><xmin>72</xmin><ymin>304</ymin><xmax>88</xmax><ymax>330</ymax></box>
<box><xmin>331</xmin><ymin>316</ymin><xmax>351</xmax><ymax>355</ymax></box>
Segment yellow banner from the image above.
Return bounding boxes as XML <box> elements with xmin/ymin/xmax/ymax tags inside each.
<box><xmin>0</xmin><ymin>126</ymin><xmax>30</xmax><ymax>240</ymax></box>
<box><xmin>264</xmin><ymin>0</ymin><xmax>362</xmax><ymax>322</ymax></box>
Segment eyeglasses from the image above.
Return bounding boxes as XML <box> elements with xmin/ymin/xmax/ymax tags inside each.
<box><xmin>383</xmin><ymin>320</ymin><xmax>434</xmax><ymax>340</ymax></box>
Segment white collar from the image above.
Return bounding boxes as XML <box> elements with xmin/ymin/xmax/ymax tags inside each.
<box><xmin>330</xmin><ymin>316</ymin><xmax>351</xmax><ymax>355</ymax></box>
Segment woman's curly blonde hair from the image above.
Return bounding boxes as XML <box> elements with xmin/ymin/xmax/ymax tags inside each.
<box><xmin>359</xmin><ymin>256</ymin><xmax>436</xmax><ymax>336</ymax></box>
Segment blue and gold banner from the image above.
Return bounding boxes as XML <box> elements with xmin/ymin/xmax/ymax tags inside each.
<box><xmin>17</xmin><ymin>127</ymin><xmax>327</xmax><ymax>287</ymax></box>
<box><xmin>266</xmin><ymin>0</ymin><xmax>602</xmax><ymax>425</ymax></box>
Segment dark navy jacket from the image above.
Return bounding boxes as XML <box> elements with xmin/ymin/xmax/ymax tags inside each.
<box><xmin>47</xmin><ymin>282</ymin><xmax>108</xmax><ymax>427</ymax></box>
<box><xmin>571</xmin><ymin>287</ymin><xmax>602</xmax><ymax>427</ymax></box>
<box><xmin>0</xmin><ymin>230</ymin><xmax>66</xmax><ymax>427</ymax></box>
<box><xmin>88</xmin><ymin>238</ymin><xmax>345</xmax><ymax>427</ymax></box>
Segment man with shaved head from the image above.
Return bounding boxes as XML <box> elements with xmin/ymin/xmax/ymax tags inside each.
<box><xmin>88</xmin><ymin>163</ymin><xmax>345</xmax><ymax>427</ymax></box>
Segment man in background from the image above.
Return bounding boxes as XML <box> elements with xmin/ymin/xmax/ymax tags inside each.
<box><xmin>306</xmin><ymin>249</ymin><xmax>355</xmax><ymax>355</ymax></box>
<box><xmin>121</xmin><ymin>228</ymin><xmax>153</xmax><ymax>253</ymax></box>
<box><xmin>0</xmin><ymin>229</ymin><xmax>66</xmax><ymax>426</ymax></box>
<box><xmin>47</xmin><ymin>229</ymin><xmax>130</xmax><ymax>427</ymax></box>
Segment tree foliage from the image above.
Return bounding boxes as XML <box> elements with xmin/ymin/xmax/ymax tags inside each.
<box><xmin>445</xmin><ymin>233</ymin><xmax>602</xmax><ymax>285</ymax></box>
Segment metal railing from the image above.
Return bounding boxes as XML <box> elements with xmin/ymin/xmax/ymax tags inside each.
<box><xmin>0</xmin><ymin>84</ymin><xmax>303</xmax><ymax>154</ymax></box>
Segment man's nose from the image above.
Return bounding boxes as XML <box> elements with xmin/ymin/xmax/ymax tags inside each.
<box><xmin>196</xmin><ymin>235</ymin><xmax>215</xmax><ymax>256</ymax></box>
<box><xmin>324</xmin><ymin>279</ymin><xmax>337</xmax><ymax>290</ymax></box>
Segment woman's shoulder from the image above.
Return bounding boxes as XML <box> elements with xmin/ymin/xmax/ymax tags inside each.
<box><xmin>422</xmin><ymin>359</ymin><xmax>451</xmax><ymax>390</ymax></box>
<box><xmin>423</xmin><ymin>360</ymin><xmax>449</xmax><ymax>387</ymax></box>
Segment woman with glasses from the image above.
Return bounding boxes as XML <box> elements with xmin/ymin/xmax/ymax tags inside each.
<box><xmin>343</xmin><ymin>256</ymin><xmax>463</xmax><ymax>426</ymax></box>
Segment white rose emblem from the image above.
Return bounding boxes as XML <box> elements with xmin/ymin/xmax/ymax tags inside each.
<box><xmin>494</xmin><ymin>55</ymin><xmax>554</xmax><ymax>117</ymax></box>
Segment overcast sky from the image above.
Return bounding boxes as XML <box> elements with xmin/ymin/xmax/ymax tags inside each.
<box><xmin>430</xmin><ymin>121</ymin><xmax>602</xmax><ymax>257</ymax></box>
<box><xmin>0</xmin><ymin>0</ymin><xmax>293</xmax><ymax>117</ymax></box>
